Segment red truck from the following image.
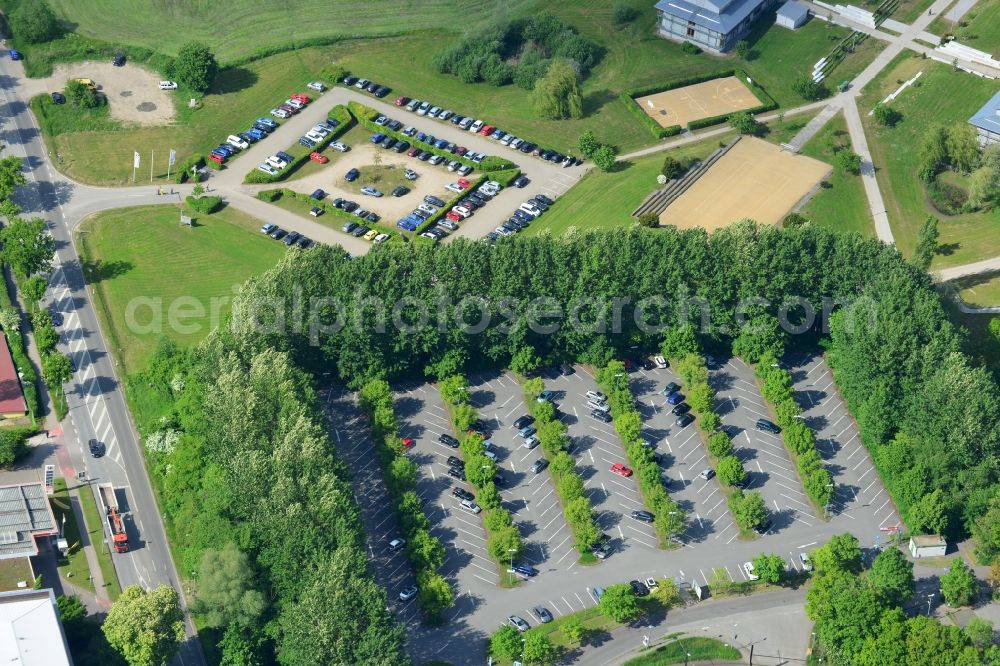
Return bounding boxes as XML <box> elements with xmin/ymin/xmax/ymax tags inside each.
<box><xmin>98</xmin><ymin>483</ymin><xmax>128</xmax><ymax>553</ymax></box>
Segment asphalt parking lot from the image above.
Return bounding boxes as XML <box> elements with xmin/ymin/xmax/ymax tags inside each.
<box><xmin>630</xmin><ymin>365</ymin><xmax>739</xmax><ymax>544</ymax></box>
<box><xmin>785</xmin><ymin>353</ymin><xmax>902</xmax><ymax>536</ymax></box>
<box><xmin>322</xmin><ymin>388</ymin><xmax>418</xmax><ymax>623</ymax></box>
<box><xmin>466</xmin><ymin>371</ymin><xmax>578</xmax><ymax>571</ymax></box>
<box><xmin>711</xmin><ymin>358</ymin><xmax>815</xmax><ymax>534</ymax></box>
<box><xmin>539</xmin><ymin>366</ymin><xmax>660</xmax><ymax>552</ymax></box>
<box><xmin>393</xmin><ymin>383</ymin><xmax>497</xmax><ymax>597</ymax></box>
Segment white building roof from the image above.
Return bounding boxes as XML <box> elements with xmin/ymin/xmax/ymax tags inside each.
<box><xmin>0</xmin><ymin>589</ymin><xmax>72</xmax><ymax>665</ymax></box>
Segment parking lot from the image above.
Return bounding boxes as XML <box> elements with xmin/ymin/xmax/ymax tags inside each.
<box><xmin>629</xmin><ymin>365</ymin><xmax>740</xmax><ymax>544</ymax></box>
<box><xmin>321</xmin><ymin>388</ymin><xmax>420</xmax><ymax>625</ymax></box>
<box><xmin>539</xmin><ymin>366</ymin><xmax>660</xmax><ymax>552</ymax></box>
<box><xmin>784</xmin><ymin>353</ymin><xmax>902</xmax><ymax>535</ymax></box>
<box><xmin>711</xmin><ymin>358</ymin><xmax>816</xmax><ymax>534</ymax></box>
<box><xmin>466</xmin><ymin>371</ymin><xmax>578</xmax><ymax>571</ymax></box>
<box><xmin>393</xmin><ymin>383</ymin><xmax>497</xmax><ymax>595</ymax></box>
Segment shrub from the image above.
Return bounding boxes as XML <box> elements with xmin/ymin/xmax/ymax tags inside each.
<box><xmin>592</xmin><ymin>145</ymin><xmax>617</xmax><ymax>171</ymax></box>
<box><xmin>792</xmin><ymin>76</ymin><xmax>829</xmax><ymax>101</ymax></box>
<box><xmin>681</xmin><ymin>41</ymin><xmax>702</xmax><ymax>54</ymax></box>
<box><xmin>708</xmin><ymin>432</ymin><xmax>733</xmax><ymax>458</ymax></box>
<box><xmin>613</xmin><ymin>3</ymin><xmax>640</xmax><ymax>24</ymax></box>
<box><xmin>661</xmin><ymin>156</ymin><xmax>684</xmax><ymax>180</ymax></box>
<box><xmin>873</xmin><ymin>103</ymin><xmax>902</xmax><ymax>127</ymax></box>
<box><xmin>637</xmin><ymin>212</ymin><xmax>659</xmax><ymax>228</ymax></box>
<box><xmin>0</xmin><ymin>427</ymin><xmax>33</xmax><ymax>468</ymax></box>
<box><xmin>836</xmin><ymin>151</ymin><xmax>862</xmax><ymax>175</ymax></box>
<box><xmin>10</xmin><ymin>1</ymin><xmax>62</xmax><ymax>43</ymax></box>
<box><xmin>185</xmin><ymin>195</ymin><xmax>222</xmax><ymax>214</ymax></box>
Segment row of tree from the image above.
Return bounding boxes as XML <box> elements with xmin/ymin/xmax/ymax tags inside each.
<box><xmin>806</xmin><ymin>534</ymin><xmax>993</xmax><ymax>665</ymax></box>
<box><xmin>523</xmin><ymin>376</ymin><xmax>602</xmax><ymax>552</ymax></box>
<box><xmin>595</xmin><ymin>361</ymin><xmax>687</xmax><ymax>543</ymax></box>
<box><xmin>131</xmin><ymin>339</ymin><xmax>406</xmax><ymax>665</ymax></box>
<box><xmin>357</xmin><ymin>379</ymin><xmax>454</xmax><ymax>619</ymax></box>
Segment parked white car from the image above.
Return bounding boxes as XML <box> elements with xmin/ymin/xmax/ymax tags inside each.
<box><xmin>305</xmin><ymin>130</ymin><xmax>325</xmax><ymax>143</ymax></box>
<box><xmin>518</xmin><ymin>202</ymin><xmax>542</xmax><ymax>218</ymax></box>
<box><xmin>257</xmin><ymin>163</ymin><xmax>279</xmax><ymax>176</ymax></box>
<box><xmin>266</xmin><ymin>155</ymin><xmax>288</xmax><ymax>169</ymax></box>
<box><xmin>330</xmin><ymin>142</ymin><xmax>349</xmax><ymax>152</ymax></box>
<box><xmin>227</xmin><ymin>135</ymin><xmax>249</xmax><ymax>149</ymax></box>
<box><xmin>270</xmin><ymin>108</ymin><xmax>290</xmax><ymax>119</ymax></box>
<box><xmin>469</xmin><ymin>119</ymin><xmax>484</xmax><ymax>133</ymax></box>
<box><xmin>306</xmin><ymin>81</ymin><xmax>326</xmax><ymax>92</ymax></box>
<box><xmin>158</xmin><ymin>81</ymin><xmax>178</xmax><ymax>90</ymax></box>
<box><xmin>286</xmin><ymin>98</ymin><xmax>305</xmax><ymax>109</ymax></box>
<box><xmin>743</xmin><ymin>561</ymin><xmax>759</xmax><ymax>581</ymax></box>
<box><xmin>445</xmin><ymin>183</ymin><xmax>464</xmax><ymax>194</ymax></box>
<box><xmin>373</xmin><ymin>233</ymin><xmax>390</xmax><ymax>244</ymax></box>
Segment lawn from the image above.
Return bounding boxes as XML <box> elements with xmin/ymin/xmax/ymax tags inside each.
<box><xmin>77</xmin><ymin>482</ymin><xmax>121</xmax><ymax>600</ymax></box>
<box><xmin>50</xmin><ymin>477</ymin><xmax>95</xmax><ymax>595</ymax></box>
<box><xmin>858</xmin><ymin>55</ymin><xmax>1000</xmax><ymax>267</ymax></box>
<box><xmin>796</xmin><ymin>113</ymin><xmax>875</xmax><ymax>237</ymax></box>
<box><xmin>0</xmin><ymin>557</ymin><xmax>33</xmax><ymax>592</ymax></box>
<box><xmin>838</xmin><ymin>0</ymin><xmax>937</xmax><ymax>24</ymax></box>
<box><xmin>623</xmin><ymin>636</ymin><xmax>742</xmax><ymax>665</ymax></box>
<box><xmin>952</xmin><ymin>271</ymin><xmax>1000</xmax><ymax>308</ymax></box>
<box><xmin>929</xmin><ymin>0</ymin><xmax>1000</xmax><ymax>49</ymax></box>
<box><xmin>76</xmin><ymin>204</ymin><xmax>285</xmax><ymax>373</ymax></box>
<box><xmin>526</xmin><ymin>133</ymin><xmax>737</xmax><ymax>236</ymax></box>
<box><xmin>34</xmin><ymin>0</ymin><xmax>537</xmax><ymax>64</ymax></box>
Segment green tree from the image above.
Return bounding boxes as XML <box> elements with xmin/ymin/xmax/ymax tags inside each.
<box><xmin>836</xmin><ymin>150</ymin><xmax>862</xmax><ymax>175</ymax></box>
<box><xmin>792</xmin><ymin>76</ymin><xmax>827</xmax><ymax>101</ymax></box>
<box><xmin>478</xmin><ymin>481</ymin><xmax>501</xmax><ymax>510</ymax></box>
<box><xmin>912</xmin><ymin>216</ymin><xmax>939</xmax><ymax>271</ymax></box>
<box><xmin>612</xmin><ymin>2</ymin><xmax>640</xmax><ymax>24</ymax></box>
<box><xmin>661</xmin><ymin>156</ymin><xmax>684</xmax><ymax>180</ymax></box>
<box><xmin>193</xmin><ymin>543</ymin><xmax>265</xmax><ymax>627</ymax></box>
<box><xmin>0</xmin><ymin>216</ymin><xmax>56</xmax><ymax>278</ymax></box>
<box><xmin>561</xmin><ymin>615</ymin><xmax>587</xmax><ymax>645</ymax></box>
<box><xmin>409</xmin><ymin>529</ymin><xmax>445</xmax><ymax>571</ymax></box>
<box><xmin>708</xmin><ymin>432</ymin><xmax>733</xmax><ymax>458</ymax></box>
<box><xmin>973</xmin><ymin>493</ymin><xmax>1000</xmax><ymax>565</ymax></box>
<box><xmin>592</xmin><ymin>145</ymin><xmax>617</xmax><ymax>172</ymax></box>
<box><xmin>909</xmin><ymin>489</ymin><xmax>948</xmax><ymax>535</ymax></box>
<box><xmin>637</xmin><ymin>212</ymin><xmax>659</xmax><ymax>228</ymax></box>
<box><xmin>102</xmin><ymin>585</ymin><xmax>185</xmax><ymax>666</ymax></box>
<box><xmin>578</xmin><ymin>130</ymin><xmax>600</xmax><ymax>157</ymax></box>
<box><xmin>717</xmin><ymin>455</ymin><xmax>745</xmax><ymax>487</ymax></box>
<box><xmin>732</xmin><ymin>314</ymin><xmax>787</xmax><ymax>363</ymax></box>
<box><xmin>531</xmin><ymin>59</ymin><xmax>583</xmax><ymax>120</ymax></box>
<box><xmin>217</xmin><ymin>624</ymin><xmax>265</xmax><ymax>666</ymax></box>
<box><xmin>523</xmin><ymin>632</ymin><xmax>557</xmax><ymax>665</ymax></box>
<box><xmin>728</xmin><ymin>111</ymin><xmax>759</xmax><ymax>135</ymax></box>
<box><xmin>416</xmin><ymin>571</ymin><xmax>454</xmax><ymax>618</ymax></box>
<box><xmin>873</xmin><ymin>103</ymin><xmax>902</xmax><ymax>127</ymax></box>
<box><xmin>21</xmin><ymin>275</ymin><xmax>47</xmax><ymax>306</ymax></box>
<box><xmin>731</xmin><ymin>490</ymin><xmax>766</xmax><ymax>529</ymax></box>
<box><xmin>965</xmin><ymin>617</ymin><xmax>994</xmax><ymax>649</ymax></box>
<box><xmin>946</xmin><ymin>124</ymin><xmax>980</xmax><ymax>173</ymax></box>
<box><xmin>735</xmin><ymin>40</ymin><xmax>750</xmax><ymax>59</ymax></box>
<box><xmin>42</xmin><ymin>352</ymin><xmax>73</xmax><ymax>387</ymax></box>
<box><xmin>806</xmin><ymin>572</ymin><xmax>884</xmax><ymax>662</ymax></box>
<box><xmin>0</xmin><ymin>157</ymin><xmax>26</xmax><ymax>201</ymax></box>
<box><xmin>660</xmin><ymin>324</ymin><xmax>699</xmax><ymax>360</ymax></box>
<box><xmin>490</xmin><ymin>625</ymin><xmax>523</xmax><ymax>661</ymax></box>
<box><xmin>10</xmin><ymin>0</ymin><xmax>62</xmax><ymax>43</ymax></box>
<box><xmin>57</xmin><ymin>594</ymin><xmax>86</xmax><ymax>623</ymax></box>
<box><xmin>451</xmin><ymin>402</ymin><xmax>478</xmax><ymax>431</ymax></box>
<box><xmin>438</xmin><ymin>375</ymin><xmax>469</xmax><ymax>406</ymax></box>
<box><xmin>511</xmin><ymin>347</ymin><xmax>542</xmax><ymax>376</ymax></box>
<box><xmin>918</xmin><ymin>125</ymin><xmax>950</xmax><ymax>181</ymax></box>
<box><xmin>940</xmin><ymin>558</ymin><xmax>979</xmax><ymax>607</ymax></box>
<box><xmin>172</xmin><ymin>42</ymin><xmax>219</xmax><ymax>94</ymax></box>
<box><xmin>869</xmin><ymin>547</ymin><xmax>915</xmax><ymax>606</ymax></box>
<box><xmin>811</xmin><ymin>533</ymin><xmax>863</xmax><ymax>575</ymax></box>
<box><xmin>752</xmin><ymin>553</ymin><xmax>786</xmax><ymax>584</ymax></box>
<box><xmin>599</xmin><ymin>583</ymin><xmax>641</xmax><ymax>622</ymax></box>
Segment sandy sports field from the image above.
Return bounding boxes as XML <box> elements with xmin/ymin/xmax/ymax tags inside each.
<box><xmin>19</xmin><ymin>61</ymin><xmax>175</xmax><ymax>125</ymax></box>
<box><xmin>635</xmin><ymin>76</ymin><xmax>761</xmax><ymax>128</ymax></box>
<box><xmin>660</xmin><ymin>137</ymin><xmax>830</xmax><ymax>230</ymax></box>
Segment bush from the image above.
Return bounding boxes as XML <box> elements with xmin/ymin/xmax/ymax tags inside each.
<box><xmin>681</xmin><ymin>41</ymin><xmax>702</xmax><ymax>55</ymax></box>
<box><xmin>174</xmin><ymin>156</ymin><xmax>205</xmax><ymax>184</ymax></box>
<box><xmin>613</xmin><ymin>3</ymin><xmax>641</xmax><ymax>24</ymax></box>
<box><xmin>592</xmin><ymin>145</ymin><xmax>617</xmax><ymax>171</ymax></box>
<box><xmin>792</xmin><ymin>76</ymin><xmax>829</xmax><ymax>101</ymax></box>
<box><xmin>185</xmin><ymin>195</ymin><xmax>222</xmax><ymax>214</ymax></box>
<box><xmin>873</xmin><ymin>103</ymin><xmax>902</xmax><ymax>127</ymax></box>
<box><xmin>0</xmin><ymin>427</ymin><xmax>34</xmax><ymax>468</ymax></box>
<box><xmin>10</xmin><ymin>1</ymin><xmax>62</xmax><ymax>44</ymax></box>
<box><xmin>836</xmin><ymin>151</ymin><xmax>862</xmax><ymax>175</ymax></box>
<box><xmin>661</xmin><ymin>156</ymin><xmax>684</xmax><ymax>180</ymax></box>
<box><xmin>637</xmin><ymin>212</ymin><xmax>659</xmax><ymax>228</ymax></box>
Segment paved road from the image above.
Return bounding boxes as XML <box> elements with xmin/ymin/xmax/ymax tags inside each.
<box><xmin>0</xmin><ymin>53</ymin><xmax>204</xmax><ymax>665</ymax></box>
<box><xmin>944</xmin><ymin>0</ymin><xmax>979</xmax><ymax>22</ymax></box>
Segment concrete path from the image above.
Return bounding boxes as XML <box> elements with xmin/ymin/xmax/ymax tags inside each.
<box><xmin>785</xmin><ymin>102</ymin><xmax>842</xmax><ymax>152</ymax></box>
<box><xmin>842</xmin><ymin>99</ymin><xmax>894</xmax><ymax>243</ymax></box>
<box><xmin>937</xmin><ymin>255</ymin><xmax>1000</xmax><ymax>281</ymax></box>
<box><xmin>945</xmin><ymin>0</ymin><xmax>979</xmax><ymax>22</ymax></box>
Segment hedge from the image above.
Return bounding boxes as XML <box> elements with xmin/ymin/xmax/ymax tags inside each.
<box><xmin>618</xmin><ymin>93</ymin><xmax>682</xmax><ymax>140</ymax></box>
<box><xmin>357</xmin><ymin>380</ymin><xmax>453</xmax><ymax>620</ymax></box>
<box><xmin>185</xmin><ymin>195</ymin><xmax>222</xmax><ymax>213</ymax></box>
<box><xmin>347</xmin><ymin>101</ymin><xmax>516</xmax><ymax>172</ymax></box>
<box><xmin>0</xmin><ymin>283</ymin><xmax>41</xmax><ymax>422</ymax></box>
<box><xmin>487</xmin><ymin>167</ymin><xmax>522</xmax><ymax>188</ymax></box>
<box><xmin>754</xmin><ymin>352</ymin><xmax>835</xmax><ymax>511</ymax></box>
<box><xmin>439</xmin><ymin>375</ymin><xmax>526</xmax><ymax>573</ymax></box>
<box><xmin>595</xmin><ymin>362</ymin><xmax>686</xmax><ymax>547</ymax></box>
<box><xmin>522</xmin><ymin>378</ymin><xmax>601</xmax><ymax>553</ymax></box>
<box><xmin>243</xmin><ymin>104</ymin><xmax>354</xmax><ymax>184</ymax></box>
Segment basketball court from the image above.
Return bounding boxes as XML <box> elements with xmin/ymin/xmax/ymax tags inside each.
<box><xmin>660</xmin><ymin>137</ymin><xmax>830</xmax><ymax>231</ymax></box>
<box><xmin>635</xmin><ymin>76</ymin><xmax>761</xmax><ymax>128</ymax></box>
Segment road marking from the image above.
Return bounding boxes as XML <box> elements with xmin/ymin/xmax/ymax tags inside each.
<box><xmin>797</xmin><ymin>541</ymin><xmax>818</xmax><ymax>548</ymax></box>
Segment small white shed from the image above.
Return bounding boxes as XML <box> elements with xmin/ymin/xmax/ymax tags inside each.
<box><xmin>776</xmin><ymin>1</ymin><xmax>810</xmax><ymax>29</ymax></box>
<box><xmin>909</xmin><ymin>535</ymin><xmax>947</xmax><ymax>558</ymax></box>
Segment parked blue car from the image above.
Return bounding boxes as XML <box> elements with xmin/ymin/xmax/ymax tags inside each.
<box><xmin>666</xmin><ymin>391</ymin><xmax>685</xmax><ymax>405</ymax></box>
<box><xmin>434</xmin><ymin>139</ymin><xmax>449</xmax><ymax>149</ymax></box>
<box><xmin>256</xmin><ymin>117</ymin><xmax>277</xmax><ymax>129</ymax></box>
<box><xmin>371</xmin><ymin>133</ymin><xmax>386</xmax><ymax>143</ymax></box>
<box><xmin>415</xmin><ymin>132</ymin><xmax>426</xmax><ymax>143</ymax></box>
<box><xmin>9</xmin><ymin>50</ymin><xmax>20</xmax><ymax>60</ymax></box>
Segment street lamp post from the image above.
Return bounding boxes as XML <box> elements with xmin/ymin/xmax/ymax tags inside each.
<box><xmin>508</xmin><ymin>547</ymin><xmax>517</xmax><ymax>576</ymax></box>
<box><xmin>824</xmin><ymin>483</ymin><xmax>835</xmax><ymax>519</ymax></box>
<box><xmin>926</xmin><ymin>592</ymin><xmax>935</xmax><ymax>617</ymax></box>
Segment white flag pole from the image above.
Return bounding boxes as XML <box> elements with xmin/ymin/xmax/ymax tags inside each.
<box><xmin>150</xmin><ymin>149</ymin><xmax>154</xmax><ymax>183</ymax></box>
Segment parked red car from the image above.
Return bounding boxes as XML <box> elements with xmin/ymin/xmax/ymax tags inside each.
<box><xmin>446</xmin><ymin>210</ymin><xmax>462</xmax><ymax>222</ymax></box>
<box><xmin>407</xmin><ymin>146</ymin><xmax>421</xmax><ymax>157</ymax></box>
<box><xmin>309</xmin><ymin>152</ymin><xmax>329</xmax><ymax>164</ymax></box>
<box><xmin>457</xmin><ymin>177</ymin><xmax>472</xmax><ymax>189</ymax></box>
<box><xmin>395</xmin><ymin>95</ymin><xmax>410</xmax><ymax>106</ymax></box>
<box><xmin>207</xmin><ymin>153</ymin><xmax>225</xmax><ymax>164</ymax></box>
<box><xmin>401</xmin><ymin>437</ymin><xmax>415</xmax><ymax>451</ymax></box>
<box><xmin>611</xmin><ymin>463</ymin><xmax>633</xmax><ymax>477</ymax></box>
<box><xmin>291</xmin><ymin>93</ymin><xmax>311</xmax><ymax>103</ymax></box>
<box><xmin>455</xmin><ymin>146</ymin><xmax>468</xmax><ymax>156</ymax></box>
<box><xmin>479</xmin><ymin>124</ymin><xmax>495</xmax><ymax>136</ymax></box>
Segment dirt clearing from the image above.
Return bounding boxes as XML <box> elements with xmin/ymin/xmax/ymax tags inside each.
<box><xmin>660</xmin><ymin>137</ymin><xmax>830</xmax><ymax>230</ymax></box>
<box><xmin>635</xmin><ymin>76</ymin><xmax>761</xmax><ymax>128</ymax></box>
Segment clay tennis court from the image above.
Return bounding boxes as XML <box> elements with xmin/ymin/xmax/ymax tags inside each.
<box><xmin>635</xmin><ymin>76</ymin><xmax>761</xmax><ymax>128</ymax></box>
<box><xmin>660</xmin><ymin>137</ymin><xmax>830</xmax><ymax>230</ymax></box>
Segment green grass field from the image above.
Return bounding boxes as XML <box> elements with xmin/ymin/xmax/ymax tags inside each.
<box><xmin>797</xmin><ymin>113</ymin><xmax>875</xmax><ymax>237</ymax></box>
<box><xmin>624</xmin><ymin>637</ymin><xmax>741</xmax><ymax>665</ymax></box>
<box><xmin>77</xmin><ymin>204</ymin><xmax>285</xmax><ymax>373</ymax></box>
<box><xmin>526</xmin><ymin>133</ymin><xmax>737</xmax><ymax>236</ymax></box>
<box><xmin>0</xmin><ymin>557</ymin><xmax>33</xmax><ymax>592</ymax></box>
<box><xmin>929</xmin><ymin>0</ymin><xmax>1000</xmax><ymax>49</ymax></box>
<box><xmin>952</xmin><ymin>271</ymin><xmax>1000</xmax><ymax>308</ymax></box>
<box><xmin>839</xmin><ymin>0</ymin><xmax>937</xmax><ymax>24</ymax></box>
<box><xmin>50</xmin><ymin>478</ymin><xmax>96</xmax><ymax>595</ymax></box>
<box><xmin>858</xmin><ymin>55</ymin><xmax>1000</xmax><ymax>267</ymax></box>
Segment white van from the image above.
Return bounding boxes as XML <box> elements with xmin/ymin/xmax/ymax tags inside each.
<box><xmin>226</xmin><ymin>135</ymin><xmax>248</xmax><ymax>150</ymax></box>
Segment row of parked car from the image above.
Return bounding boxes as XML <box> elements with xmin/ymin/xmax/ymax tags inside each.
<box><xmin>257</xmin><ymin>117</ymin><xmax>342</xmax><ymax>176</ymax></box>
<box><xmin>210</xmin><ymin>87</ymin><xmax>318</xmax><ymax>165</ymax></box>
<box><xmin>394</xmin><ymin>94</ymin><xmax>581</xmax><ymax>168</ymax></box>
<box><xmin>486</xmin><ymin>193</ymin><xmax>554</xmax><ymax>242</ymax></box>
<box><xmin>343</xmin><ymin>75</ymin><xmax>391</xmax><ymax>98</ymax></box>
<box><xmin>260</xmin><ymin>223</ymin><xmax>313</xmax><ymax>249</ymax></box>
<box><xmin>399</xmin><ymin>180</ymin><xmax>503</xmax><ymax>241</ymax></box>
<box><xmin>371</xmin><ymin>114</ymin><xmax>484</xmax><ymax>172</ymax></box>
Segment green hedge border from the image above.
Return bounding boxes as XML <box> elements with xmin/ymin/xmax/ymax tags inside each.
<box><xmin>243</xmin><ymin>105</ymin><xmax>354</xmax><ymax>184</ymax></box>
<box><xmin>622</xmin><ymin>69</ymin><xmax>778</xmax><ymax>136</ymax></box>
